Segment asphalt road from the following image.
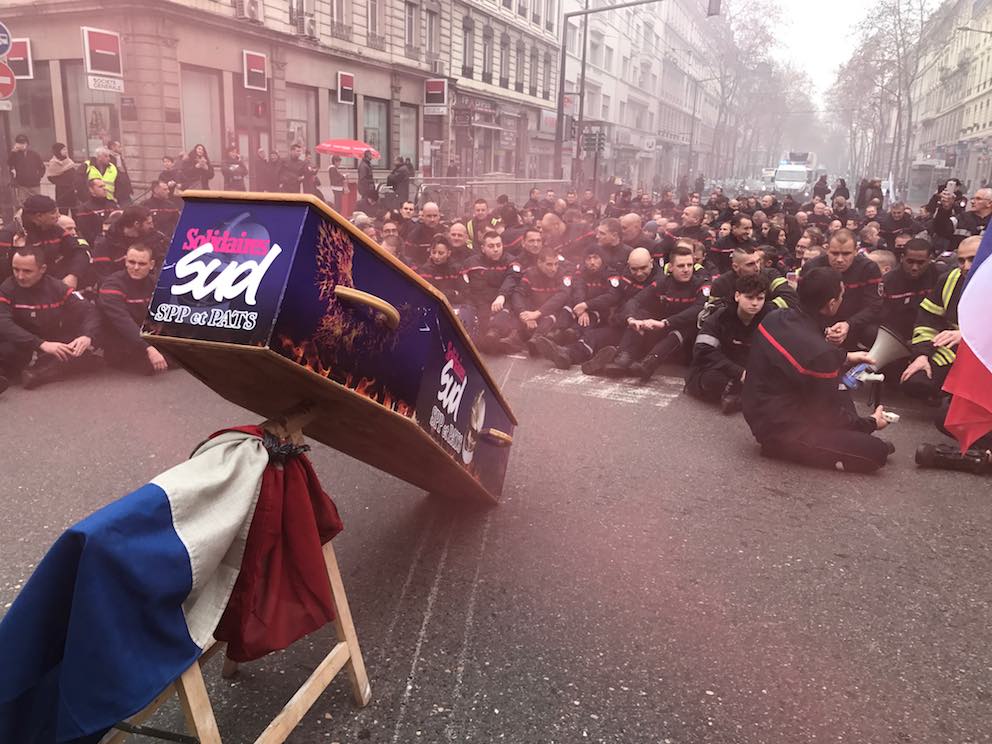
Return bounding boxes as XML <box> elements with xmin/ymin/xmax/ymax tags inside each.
<box><xmin>2</xmin><ymin>355</ymin><xmax>991</xmax><ymax>744</ymax></box>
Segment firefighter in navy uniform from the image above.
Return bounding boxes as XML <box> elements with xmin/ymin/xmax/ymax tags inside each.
<box><xmin>0</xmin><ymin>244</ymin><xmax>100</xmax><ymax>392</ymax></box>
<box><xmin>462</xmin><ymin>230</ymin><xmax>511</xmax><ymax>344</ymax></box>
<box><xmin>531</xmin><ymin>245</ymin><xmax>613</xmax><ymax>362</ymax></box>
<box><xmin>899</xmin><ymin>236</ymin><xmax>978</xmax><ymax>400</ymax></box>
<box><xmin>708</xmin><ymin>247</ymin><xmax>797</xmax><ymax>310</ymax></box>
<box><xmin>880</xmin><ymin>238</ymin><xmax>939</xmax><ymax>343</ymax></box>
<box><xmin>592</xmin><ymin>242</ymin><xmax>709</xmax><ymax>381</ymax></box>
<box><xmin>802</xmin><ymin>228</ymin><xmax>883</xmax><ymax>349</ymax></box>
<box><xmin>657</xmin><ymin>206</ymin><xmax>714</xmax><ymax>263</ymax></box>
<box><xmin>91</xmin><ymin>205</ymin><xmax>169</xmax><ymax>280</ymax></box>
<box><xmin>96</xmin><ymin>243</ymin><xmax>169</xmax><ymax>375</ymax></box>
<box><xmin>742</xmin><ymin>266</ymin><xmax>893</xmax><ymax>473</ymax></box>
<box><xmin>709</xmin><ymin>214</ymin><xmax>757</xmax><ymax>275</ymax></box>
<box><xmin>0</xmin><ymin>195</ymin><xmax>89</xmax><ymax>288</ymax></box>
<box><xmin>686</xmin><ymin>273</ymin><xmax>772</xmax><ymax>413</ymax></box>
<box><xmin>143</xmin><ymin>180</ymin><xmax>182</xmax><ymax>240</ymax></box>
<box><xmin>535</xmin><ymin>247</ymin><xmax>658</xmax><ymax>370</ymax></box>
<box><xmin>486</xmin><ymin>247</ymin><xmax>569</xmax><ymax>353</ymax></box>
<box><xmin>416</xmin><ymin>235</ymin><xmax>465</xmax><ymax>304</ymax></box>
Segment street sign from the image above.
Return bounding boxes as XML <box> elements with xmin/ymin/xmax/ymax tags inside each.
<box><xmin>0</xmin><ymin>21</ymin><xmax>12</xmax><ymax>58</ymax></box>
<box><xmin>0</xmin><ymin>61</ymin><xmax>16</xmax><ymax>100</ymax></box>
<box><xmin>336</xmin><ymin>71</ymin><xmax>354</xmax><ymax>104</ymax></box>
<box><xmin>0</xmin><ymin>100</ymin><xmax>11</xmax><ymax>111</ymax></box>
<box><xmin>82</xmin><ymin>27</ymin><xmax>122</xmax><ymax>76</ymax></box>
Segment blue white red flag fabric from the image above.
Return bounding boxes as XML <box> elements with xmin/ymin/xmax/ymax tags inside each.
<box><xmin>943</xmin><ymin>228</ymin><xmax>992</xmax><ymax>450</ymax></box>
<box><xmin>0</xmin><ymin>431</ymin><xmax>268</xmax><ymax>743</ymax></box>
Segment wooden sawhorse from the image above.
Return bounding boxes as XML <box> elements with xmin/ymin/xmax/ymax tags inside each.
<box><xmin>107</xmin><ymin>406</ymin><xmax>371</xmax><ymax>743</ymax></box>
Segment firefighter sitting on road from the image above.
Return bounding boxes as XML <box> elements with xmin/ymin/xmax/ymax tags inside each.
<box><xmin>708</xmin><ymin>246</ymin><xmax>797</xmax><ymax>310</ymax></box>
<box><xmin>96</xmin><ymin>243</ymin><xmax>169</xmax><ymax>376</ymax></box>
<box><xmin>742</xmin><ymin>266</ymin><xmax>893</xmax><ymax>473</ymax></box>
<box><xmin>899</xmin><ymin>235</ymin><xmax>979</xmax><ymax>401</ymax></box>
<box><xmin>0</xmin><ymin>244</ymin><xmax>99</xmax><ymax>393</ymax></box>
<box><xmin>686</xmin><ymin>272</ymin><xmax>772</xmax><ymax>414</ymax></box>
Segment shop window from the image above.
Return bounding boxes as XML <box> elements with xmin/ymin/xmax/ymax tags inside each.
<box><xmin>363</xmin><ymin>97</ymin><xmax>390</xmax><ymax>165</ymax></box>
<box><xmin>62</xmin><ymin>60</ymin><xmax>120</xmax><ymax>160</ymax></box>
<box><xmin>6</xmin><ymin>61</ymin><xmax>56</xmax><ymax>155</ymax></box>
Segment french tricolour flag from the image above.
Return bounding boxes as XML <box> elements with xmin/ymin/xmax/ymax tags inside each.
<box><xmin>0</xmin><ymin>430</ymin><xmax>270</xmax><ymax>744</ymax></box>
<box><xmin>943</xmin><ymin>228</ymin><xmax>992</xmax><ymax>450</ymax></box>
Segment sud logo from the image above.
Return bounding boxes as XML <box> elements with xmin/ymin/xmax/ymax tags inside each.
<box><xmin>437</xmin><ymin>342</ymin><xmax>467</xmax><ymax>419</ymax></box>
<box><xmin>169</xmin><ymin>213</ymin><xmax>281</xmax><ymax>306</ymax></box>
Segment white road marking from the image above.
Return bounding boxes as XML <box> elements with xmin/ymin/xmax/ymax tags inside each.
<box><xmin>522</xmin><ymin>367</ymin><xmax>683</xmax><ymax>408</ymax></box>
<box><xmin>444</xmin><ymin>515</ymin><xmax>493</xmax><ymax>743</ymax></box>
<box><xmin>382</xmin><ymin>512</ymin><xmax>437</xmax><ymax>652</ymax></box>
<box><xmin>390</xmin><ymin>522</ymin><xmax>453</xmax><ymax>744</ymax></box>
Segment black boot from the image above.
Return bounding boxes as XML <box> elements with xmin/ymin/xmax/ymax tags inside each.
<box><xmin>630</xmin><ymin>354</ymin><xmax>660</xmax><ymax>381</ymax></box>
<box><xmin>720</xmin><ymin>379</ymin><xmax>743</xmax><ymax>415</ymax></box>
<box><xmin>581</xmin><ymin>346</ymin><xmax>617</xmax><ymax>376</ymax></box>
<box><xmin>22</xmin><ymin>359</ymin><xmax>65</xmax><ymax>390</ymax></box>
<box><xmin>603</xmin><ymin>351</ymin><xmax>635</xmax><ymax>377</ymax></box>
<box><xmin>916</xmin><ymin>443</ymin><xmax>992</xmax><ymax>474</ymax></box>
<box><xmin>533</xmin><ymin>336</ymin><xmax>573</xmax><ymax>369</ymax></box>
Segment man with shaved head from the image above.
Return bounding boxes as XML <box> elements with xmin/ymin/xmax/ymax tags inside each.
<box><xmin>534</xmin><ymin>247</ymin><xmax>658</xmax><ymax>371</ymax></box>
<box><xmin>404</xmin><ymin>201</ymin><xmax>445</xmax><ymax>265</ymax></box>
<box><xmin>655</xmin><ymin>205</ymin><xmax>714</xmax><ymax>266</ymax></box>
<box><xmin>802</xmin><ymin>228</ymin><xmax>883</xmax><ymax>349</ymax></box>
<box><xmin>620</xmin><ymin>213</ymin><xmax>658</xmax><ymax>252</ymax></box>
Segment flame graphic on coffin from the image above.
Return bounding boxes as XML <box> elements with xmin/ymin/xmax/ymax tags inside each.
<box><xmin>276</xmin><ymin>220</ymin><xmax>416</xmax><ymax>419</ymax></box>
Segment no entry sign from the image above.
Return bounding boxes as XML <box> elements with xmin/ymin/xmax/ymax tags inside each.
<box><xmin>0</xmin><ymin>61</ymin><xmax>16</xmax><ymax>100</ymax></box>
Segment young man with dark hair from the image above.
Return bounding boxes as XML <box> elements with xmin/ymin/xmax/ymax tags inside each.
<box><xmin>0</xmin><ymin>245</ymin><xmax>99</xmax><ymax>391</ymax></box>
<box><xmin>742</xmin><ymin>266</ymin><xmax>893</xmax><ymax>473</ymax></box>
<box><xmin>417</xmin><ymin>235</ymin><xmax>464</xmax><ymax>304</ymax></box>
<box><xmin>143</xmin><ymin>180</ymin><xmax>182</xmax><ymax>238</ymax></box>
<box><xmin>462</xmin><ymin>230</ymin><xmax>511</xmax><ymax>345</ymax></box>
<box><xmin>710</xmin><ymin>213</ymin><xmax>756</xmax><ymax>274</ymax></box>
<box><xmin>686</xmin><ymin>272</ymin><xmax>771</xmax><ymax>413</ymax></box>
<box><xmin>73</xmin><ymin>177</ymin><xmax>120</xmax><ymax>246</ymax></box>
<box><xmin>97</xmin><ymin>243</ymin><xmax>169</xmax><ymax>375</ymax></box>
<box><xmin>488</xmin><ymin>247</ymin><xmax>568</xmax><ymax>353</ymax></box>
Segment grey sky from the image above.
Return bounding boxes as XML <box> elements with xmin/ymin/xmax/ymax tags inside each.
<box><xmin>771</xmin><ymin>0</ymin><xmax>865</xmax><ymax>103</ymax></box>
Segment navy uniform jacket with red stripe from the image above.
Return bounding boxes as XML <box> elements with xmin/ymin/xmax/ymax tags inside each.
<box><xmin>142</xmin><ymin>195</ymin><xmax>182</xmax><ymax>239</ymax></box>
<box><xmin>584</xmin><ymin>264</ymin><xmax>659</xmax><ymax>326</ymax></box>
<box><xmin>416</xmin><ymin>260</ymin><xmax>465</xmax><ymax>305</ymax></box>
<box><xmin>72</xmin><ymin>196</ymin><xmax>119</xmax><ymax>246</ymax></box>
<box><xmin>0</xmin><ymin>226</ymin><xmax>90</xmax><ymax>284</ymax></box>
<box><xmin>804</xmin><ymin>253</ymin><xmax>883</xmax><ymax>338</ymax></box>
<box><xmin>656</xmin><ymin>225</ymin><xmax>714</xmax><ymax>262</ymax></box>
<box><xmin>709</xmin><ymin>234</ymin><xmax>757</xmax><ymax>275</ymax></box>
<box><xmin>881</xmin><ymin>263</ymin><xmax>939</xmax><ymax>342</ymax></box>
<box><xmin>627</xmin><ymin>272</ymin><xmax>711</xmax><ymax>335</ymax></box>
<box><xmin>742</xmin><ymin>307</ymin><xmax>878</xmax><ymax>444</ymax></box>
<box><xmin>570</xmin><ymin>266</ymin><xmax>613</xmax><ymax>306</ymax></box>
<box><xmin>91</xmin><ymin>227</ymin><xmax>169</xmax><ymax>279</ymax></box>
<box><xmin>509</xmin><ymin>266</ymin><xmax>570</xmax><ymax>317</ymax></box>
<box><xmin>96</xmin><ymin>270</ymin><xmax>155</xmax><ymax>354</ymax></box>
<box><xmin>461</xmin><ymin>253</ymin><xmax>511</xmax><ymax>309</ymax></box>
<box><xmin>0</xmin><ymin>275</ymin><xmax>99</xmax><ymax>349</ymax></box>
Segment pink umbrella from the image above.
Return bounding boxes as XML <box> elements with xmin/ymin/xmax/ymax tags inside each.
<box><xmin>315</xmin><ymin>139</ymin><xmax>380</xmax><ymax>159</ymax></box>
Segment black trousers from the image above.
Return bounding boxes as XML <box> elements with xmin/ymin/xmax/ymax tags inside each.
<box><xmin>761</xmin><ymin>428</ymin><xmax>890</xmax><ymax>473</ymax></box>
<box><xmin>0</xmin><ymin>341</ymin><xmax>35</xmax><ymax>376</ymax></box>
<box><xmin>618</xmin><ymin>326</ymin><xmax>686</xmax><ymax>362</ymax></box>
<box><xmin>685</xmin><ymin>368</ymin><xmax>736</xmax><ymax>403</ymax></box>
<box><xmin>566</xmin><ymin>326</ymin><xmax>624</xmax><ymax>363</ymax></box>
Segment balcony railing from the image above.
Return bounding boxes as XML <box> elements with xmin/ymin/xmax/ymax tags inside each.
<box><xmin>542</xmin><ymin>88</ymin><xmax>550</xmax><ymax>99</ymax></box>
<box><xmin>330</xmin><ymin>21</ymin><xmax>351</xmax><ymax>40</ymax></box>
<box><xmin>529</xmin><ymin>85</ymin><xmax>537</xmax><ymax>97</ymax></box>
<box><xmin>514</xmin><ymin>81</ymin><xmax>524</xmax><ymax>93</ymax></box>
<box><xmin>462</xmin><ymin>66</ymin><xmax>474</xmax><ymax>78</ymax></box>
<box><xmin>405</xmin><ymin>45</ymin><xmax>422</xmax><ymax>60</ymax></box>
<box><xmin>368</xmin><ymin>32</ymin><xmax>387</xmax><ymax>50</ymax></box>
<box><xmin>500</xmin><ymin>76</ymin><xmax>509</xmax><ymax>88</ymax></box>
<box><xmin>483</xmin><ymin>71</ymin><xmax>493</xmax><ymax>83</ymax></box>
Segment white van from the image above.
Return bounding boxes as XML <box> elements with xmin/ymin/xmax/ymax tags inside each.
<box><xmin>773</xmin><ymin>164</ymin><xmax>810</xmax><ymax>197</ymax></box>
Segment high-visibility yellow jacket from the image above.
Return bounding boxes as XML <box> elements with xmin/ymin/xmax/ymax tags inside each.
<box><xmin>911</xmin><ymin>267</ymin><xmax>963</xmax><ymax>367</ymax></box>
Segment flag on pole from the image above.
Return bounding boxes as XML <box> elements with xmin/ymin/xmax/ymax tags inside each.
<box><xmin>942</xmin><ymin>229</ymin><xmax>992</xmax><ymax>450</ymax></box>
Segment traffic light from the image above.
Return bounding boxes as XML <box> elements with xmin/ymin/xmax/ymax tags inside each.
<box><xmin>567</xmin><ymin>116</ymin><xmax>577</xmax><ymax>140</ymax></box>
<box><xmin>582</xmin><ymin>132</ymin><xmax>598</xmax><ymax>152</ymax></box>
<box><xmin>595</xmin><ymin>131</ymin><xmax>606</xmax><ymax>152</ymax></box>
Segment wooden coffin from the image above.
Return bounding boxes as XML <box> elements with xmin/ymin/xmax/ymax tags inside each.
<box><xmin>142</xmin><ymin>191</ymin><xmax>516</xmax><ymax>503</ymax></box>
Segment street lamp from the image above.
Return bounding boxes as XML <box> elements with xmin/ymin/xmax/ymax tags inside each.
<box><xmin>957</xmin><ymin>25</ymin><xmax>992</xmax><ymax>35</ymax></box>
<box><xmin>686</xmin><ymin>75</ymin><xmax>718</xmax><ymax>180</ymax></box>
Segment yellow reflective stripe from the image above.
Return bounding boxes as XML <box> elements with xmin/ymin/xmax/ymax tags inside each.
<box><xmin>770</xmin><ymin>277</ymin><xmax>787</xmax><ymax>291</ymax></box>
<box><xmin>920</xmin><ymin>298</ymin><xmax>945</xmax><ymax>316</ymax></box>
<box><xmin>772</xmin><ymin>297</ymin><xmax>788</xmax><ymax>309</ymax></box>
<box><xmin>942</xmin><ymin>268</ymin><xmax>961</xmax><ymax>310</ymax></box>
<box><xmin>912</xmin><ymin>326</ymin><xmax>937</xmax><ymax>345</ymax></box>
<box><xmin>933</xmin><ymin>347</ymin><xmax>957</xmax><ymax>366</ymax></box>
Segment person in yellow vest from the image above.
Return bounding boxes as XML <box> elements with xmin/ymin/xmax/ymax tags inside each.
<box><xmin>75</xmin><ymin>147</ymin><xmax>119</xmax><ymax>204</ymax></box>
